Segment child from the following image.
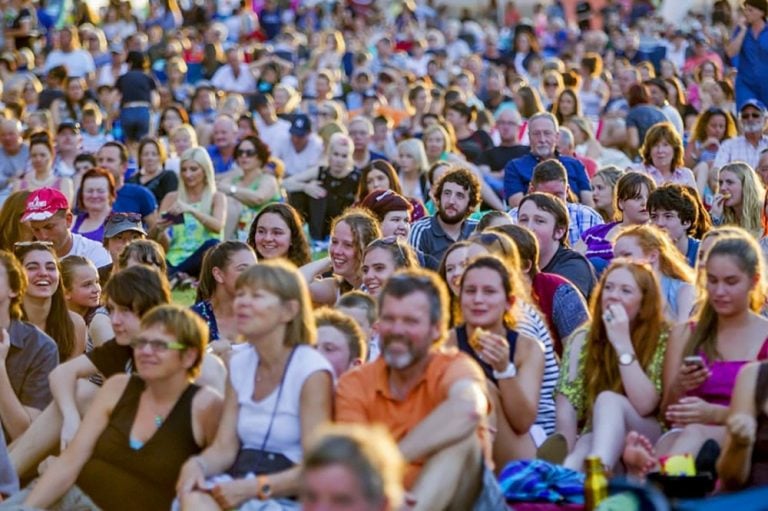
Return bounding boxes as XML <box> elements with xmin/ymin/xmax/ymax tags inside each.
<box><xmin>80</xmin><ymin>106</ymin><xmax>113</xmax><ymax>153</ymax></box>
<box><xmin>336</xmin><ymin>291</ymin><xmax>379</xmax><ymax>361</ymax></box>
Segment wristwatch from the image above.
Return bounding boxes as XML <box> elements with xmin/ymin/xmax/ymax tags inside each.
<box><xmin>229</xmin><ymin>184</ymin><xmax>237</xmax><ymax>196</ymax></box>
<box><xmin>493</xmin><ymin>362</ymin><xmax>518</xmax><ymax>380</ymax></box>
<box><xmin>619</xmin><ymin>352</ymin><xmax>637</xmax><ymax>366</ymax></box>
<box><xmin>256</xmin><ymin>475</ymin><xmax>272</xmax><ymax>500</ymax></box>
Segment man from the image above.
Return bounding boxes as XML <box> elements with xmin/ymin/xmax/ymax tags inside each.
<box><xmin>211</xmin><ymin>47</ymin><xmax>257</xmax><ymax>95</ymax></box>
<box><xmin>315</xmin><ymin>308</ymin><xmax>366</xmax><ymax>379</ymax></box>
<box><xmin>509</xmin><ymin>160</ymin><xmax>603</xmax><ymax>247</ymax></box>
<box><xmin>274</xmin><ymin>114</ymin><xmax>324</xmax><ymax>178</ymax></box>
<box><xmin>349</xmin><ymin>117</ymin><xmax>388</xmax><ymax>169</ymax></box>
<box><xmin>0</xmin><ymin>253</ymin><xmax>58</xmax><ymax>441</ymax></box>
<box><xmin>713</xmin><ymin>99</ymin><xmax>768</xmax><ymax>171</ymax></box>
<box><xmin>301</xmin><ymin>424</ymin><xmax>404</xmax><ymax>511</ymax></box>
<box><xmin>53</xmin><ymin>120</ymin><xmax>83</xmax><ymax>178</ymax></box>
<box><xmin>22</xmin><ymin>188</ymin><xmax>112</xmax><ymax>268</ymax></box>
<box><xmin>517</xmin><ymin>192</ymin><xmax>597</xmax><ymax>297</ymax></box>
<box><xmin>97</xmin><ymin>212</ymin><xmax>148</xmax><ymax>285</ymax></box>
<box><xmin>646</xmin><ymin>78</ymin><xmax>684</xmax><ymax>136</ymax></box>
<box><xmin>252</xmin><ymin>93</ymin><xmax>290</xmax><ymax>151</ymax></box>
<box><xmin>556</xmin><ymin>127</ymin><xmax>598</xmax><ymax>178</ymax></box>
<box><xmin>409</xmin><ymin>167</ymin><xmax>480</xmax><ymax>270</ymax></box>
<box><xmin>206</xmin><ymin>114</ymin><xmax>238</xmax><ymax>175</ymax></box>
<box><xmin>336</xmin><ymin>269</ymin><xmax>504</xmax><ymax>511</ymax></box>
<box><xmin>477</xmin><ymin>107</ymin><xmax>529</xmax><ymax>198</ymax></box>
<box><xmin>43</xmin><ymin>27</ymin><xmax>95</xmax><ymax>81</ymax></box>
<box><xmin>504</xmin><ymin>112</ymin><xmax>593</xmax><ymax>208</ymax></box>
<box><xmin>0</xmin><ymin>119</ymin><xmax>29</xmax><ymax>202</ymax></box>
<box><xmin>726</xmin><ymin>0</ymin><xmax>768</xmax><ymax>107</ymax></box>
<box><xmin>647</xmin><ymin>184</ymin><xmax>701</xmax><ymax>266</ymax></box>
<box><xmin>97</xmin><ymin>141</ymin><xmax>158</xmax><ymax>227</ymax></box>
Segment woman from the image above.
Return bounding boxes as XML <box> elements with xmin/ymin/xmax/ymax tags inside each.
<box><xmin>578</xmin><ymin>171</ymin><xmax>656</xmax><ymax>274</ymax></box>
<box><xmin>127</xmin><ymin>137</ymin><xmax>178</xmax><ymax>204</ymax></box>
<box><xmin>300</xmin><ymin>208</ymin><xmax>381</xmax><ymax>307</ymax></box>
<box><xmin>625</xmin><ymin>84</ymin><xmax>669</xmax><ymax>157</ymax></box>
<box><xmin>402</xmin><ymin>82</ymin><xmax>431</xmax><ymax>139</ymax></box>
<box><xmin>557</xmin><ymin>260</ymin><xmax>669</xmax><ymax>472</ymax></box>
<box><xmin>589</xmin><ymin>166</ymin><xmax>623</xmax><ymax>222</ymax></box>
<box><xmin>248</xmin><ymin>203</ymin><xmax>311</xmax><ymax>268</ymax></box>
<box><xmin>445</xmin><ymin>101</ymin><xmax>494</xmax><ymax>165</ymax></box>
<box><xmin>159</xmin><ymin>147</ymin><xmax>226</xmax><ymax>283</ymax></box>
<box><xmin>356</xmin><ymin>160</ymin><xmax>406</xmax><ymax>203</ymax></box>
<box><xmin>422</xmin><ymin>124</ymin><xmax>466</xmax><ymax>167</ymax></box>
<box><xmin>115</xmin><ymin>51</ymin><xmax>159</xmax><ymax>147</ymax></box>
<box><xmin>614</xmin><ymin>225</ymin><xmax>697</xmax><ymax>324</ymax></box>
<box><xmin>438</xmin><ymin>241</ymin><xmax>472</xmax><ymax>328</ymax></box>
<box><xmin>448</xmin><ymin>255</ymin><xmax>545</xmax><ymax>465</ymax></box>
<box><xmin>553</xmin><ymin>89</ymin><xmax>582</xmax><ymax>126</ymax></box>
<box><xmin>396</xmin><ymin>139</ymin><xmax>430</xmax><ymax>205</ymax></box>
<box><xmin>15</xmin><ymin>134</ymin><xmax>74</xmax><ymax>203</ymax></box>
<box><xmin>61</xmin><ymin>255</ymin><xmax>113</xmax><ymax>351</ymax></box>
<box><xmin>176</xmin><ymin>262</ymin><xmax>334</xmax><ymax>510</ymax></box>
<box><xmin>711</xmin><ymin>162</ymin><xmax>766</xmax><ymax>239</ymax></box>
<box><xmin>8</xmin><ymin>305</ymin><xmax>222</xmax><ymax>511</ymax></box>
<box><xmin>540</xmin><ymin>70</ymin><xmax>564</xmax><ymax>112</ymax></box>
<box><xmin>634</xmin><ymin>122</ymin><xmax>696</xmax><ymax>189</ymax></box>
<box><xmin>167</xmin><ymin>124</ymin><xmax>198</xmax><ymax>174</ymax></box>
<box><xmin>224</xmin><ymin>136</ymin><xmax>281</xmax><ymax>241</ymax></box>
<box><xmin>361</xmin><ymin>237</ymin><xmax>418</xmax><ymax>297</ymax></box>
<box><xmin>14</xmin><ymin>241</ymin><xmax>86</xmax><ymax>361</ymax></box>
<box><xmin>685</xmin><ymin>107</ymin><xmax>737</xmax><ymax>205</ymax></box>
<box><xmin>0</xmin><ymin>190</ymin><xmax>32</xmax><ymax>251</ymax></box>
<box><xmin>165</xmin><ymin>58</ymin><xmax>194</xmax><ymax>108</ymax></box>
<box><xmin>192</xmin><ymin>241</ymin><xmax>258</xmax><ymax>352</ymax></box>
<box><xmin>623</xmin><ymin>232</ymin><xmax>768</xmax><ymax>479</ymax></box>
<box><xmin>567</xmin><ymin>117</ymin><xmax>633</xmax><ymax>169</ymax></box>
<box><xmin>50</xmin><ymin>76</ymin><xmax>97</xmax><ymax>126</ymax></box>
<box><xmin>578</xmin><ymin>53</ymin><xmax>609</xmax><ymax>121</ymax></box>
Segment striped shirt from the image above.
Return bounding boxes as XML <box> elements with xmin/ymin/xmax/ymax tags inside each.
<box><xmin>408</xmin><ymin>215</ymin><xmax>478</xmax><ymax>270</ymax></box>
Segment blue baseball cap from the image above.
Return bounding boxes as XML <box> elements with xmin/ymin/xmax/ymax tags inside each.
<box><xmin>740</xmin><ymin>99</ymin><xmax>767</xmax><ymax>113</ymax></box>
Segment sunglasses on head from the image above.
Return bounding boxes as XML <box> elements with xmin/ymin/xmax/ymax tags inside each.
<box><xmin>108</xmin><ymin>212</ymin><xmax>142</xmax><ymax>223</ymax></box>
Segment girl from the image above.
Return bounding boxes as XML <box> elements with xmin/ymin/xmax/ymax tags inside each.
<box><xmin>361</xmin><ymin>237</ymin><xmax>418</xmax><ymax>297</ymax></box>
<box><xmin>558</xmin><ymin>260</ymin><xmax>670</xmax><ymax>472</ymax></box>
<box><xmin>396</xmin><ymin>139</ymin><xmax>431</xmax><ymax>204</ymax></box>
<box><xmin>176</xmin><ymin>262</ymin><xmax>334</xmax><ymax>510</ymax></box>
<box><xmin>159</xmin><ymin>147</ymin><xmax>226</xmax><ymax>283</ymax></box>
<box><xmin>15</xmin><ymin>134</ymin><xmax>74</xmax><ymax>203</ymax></box>
<box><xmin>553</xmin><ymin>89</ymin><xmax>583</xmax><ymax>126</ymax></box>
<box><xmin>248</xmin><ymin>203</ymin><xmax>311</xmax><ymax>268</ymax></box>
<box><xmin>711</xmin><ymin>162</ymin><xmax>766</xmax><ymax>239</ymax></box>
<box><xmin>61</xmin><ymin>256</ymin><xmax>112</xmax><ymax>351</ymax></box>
<box><xmin>15</xmin><ymin>241</ymin><xmax>86</xmax><ymax>361</ymax></box>
<box><xmin>589</xmin><ymin>166</ymin><xmax>623</xmax><ymax>223</ymax></box>
<box><xmin>685</xmin><ymin>107</ymin><xmax>737</xmax><ymax>203</ymax></box>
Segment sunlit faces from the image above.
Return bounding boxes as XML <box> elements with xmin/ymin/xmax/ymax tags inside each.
<box><xmin>460</xmin><ymin>267</ymin><xmax>511</xmax><ymax>329</ymax></box>
<box><xmin>234</xmin><ymin>285</ymin><xmax>293</xmax><ymax>338</ymax></box>
<box><xmin>397</xmin><ymin>150</ymin><xmax>418</xmax><ymax>174</ymax></box>
<box><xmin>235</xmin><ymin>140</ymin><xmax>260</xmax><ymax>171</ymax></box>
<box><xmin>162</xmin><ymin>109</ymin><xmax>183</xmax><ymax>135</ymax></box>
<box><xmin>365</xmin><ymin>168</ymin><xmax>390</xmax><ymax>193</ymax></box>
<box><xmin>618</xmin><ymin>185</ymin><xmax>650</xmax><ymax>224</ymax></box>
<box><xmin>613</xmin><ymin>235</ymin><xmax>655</xmax><ymax>265</ymax></box>
<box><xmin>362</xmin><ymin>247</ymin><xmax>397</xmax><ymax>297</ymax></box>
<box><xmin>328</xmin><ymin>140</ymin><xmax>353</xmax><ymax>173</ymax></box>
<box><xmin>380</xmin><ymin>210</ymin><xmax>410</xmax><ymax>239</ymax></box>
<box><xmin>82</xmin><ymin>176</ymin><xmax>112</xmax><ymax>211</ymax></box>
<box><xmin>329</xmin><ymin>221</ymin><xmax>358</xmax><ymax>279</ymax></box>
<box><xmin>591</xmin><ymin>175</ymin><xmax>613</xmax><ymax>211</ymax></box>
<box><xmin>22</xmin><ymin>249</ymin><xmax>60</xmax><ymax>299</ymax></box>
<box><xmin>437</xmin><ymin>182</ymin><xmax>471</xmax><ymax>224</ymax></box>
<box><xmin>316</xmin><ymin>325</ymin><xmax>355</xmax><ymax>379</ymax></box>
<box><xmin>29</xmin><ymin>143</ymin><xmax>53</xmax><ymax>173</ymax></box>
<box><xmin>253</xmin><ymin>212</ymin><xmax>292</xmax><ymax>260</ymax></box>
<box><xmin>97</xmin><ymin>145</ymin><xmax>124</xmax><ymax>175</ymax></box>
<box><xmin>28</xmin><ymin>213</ymin><xmax>72</xmax><ymax>253</ymax></box>
<box><xmin>650</xmin><ymin>208</ymin><xmax>690</xmax><ymax>243</ymax></box>
<box><xmin>379</xmin><ymin>291</ymin><xmax>439</xmax><ymax>371</ymax></box>
<box><xmin>444</xmin><ymin>246</ymin><xmax>469</xmax><ymax>297</ymax></box>
<box><xmin>301</xmin><ymin>463</ymin><xmax>384</xmax><ymax>511</ymax></box>
<box><xmin>706</xmin><ymin>114</ymin><xmax>727</xmax><ymax>141</ymax></box>
<box><xmin>651</xmin><ymin>139</ymin><xmax>675</xmax><ymax>170</ymax></box>
<box><xmin>140</xmin><ymin>142</ymin><xmax>162</xmax><ymax>173</ymax></box>
<box><xmin>558</xmin><ymin>93</ymin><xmax>576</xmax><ymax>116</ymax></box>
<box><xmin>172</xmin><ymin>131</ymin><xmax>193</xmax><ymax>156</ymax></box>
<box><xmin>718</xmin><ymin>169</ymin><xmax>742</xmax><ymax>207</ymax></box>
<box><xmin>215</xmin><ymin>249</ymin><xmax>257</xmax><ymax>296</ymax></box>
<box><xmin>424</xmin><ymin>131</ymin><xmax>445</xmax><ymax>159</ymax></box>
<box><xmin>132</xmin><ymin>323</ymin><xmax>195</xmax><ymax>380</ymax></box>
<box><xmin>600</xmin><ymin>267</ymin><xmax>644</xmax><ymax>323</ymax></box>
<box><xmin>107</xmin><ymin>298</ymin><xmax>142</xmax><ymax>345</ymax></box>
<box><xmin>65</xmin><ymin>263</ymin><xmax>101</xmax><ymax>309</ymax></box>
<box><xmin>706</xmin><ymin>254</ymin><xmax>755</xmax><ymax>316</ymax></box>
<box><xmin>517</xmin><ymin>200</ymin><xmax>564</xmax><ymax>249</ymax></box>
<box><xmin>528</xmin><ymin>117</ymin><xmax>557</xmax><ymax>158</ymax></box>
<box><xmin>180</xmin><ymin>159</ymin><xmax>205</xmax><ymax>188</ymax></box>
<box><xmin>107</xmin><ymin>230</ymin><xmax>145</xmax><ymax>264</ymax></box>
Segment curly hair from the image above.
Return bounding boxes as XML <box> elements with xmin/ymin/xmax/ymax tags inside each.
<box><xmin>434</xmin><ymin>167</ymin><xmax>481</xmax><ymax>216</ymax></box>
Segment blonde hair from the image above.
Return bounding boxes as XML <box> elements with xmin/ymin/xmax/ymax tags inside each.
<box><xmin>141</xmin><ymin>305</ymin><xmax>209</xmax><ymax>378</ymax></box>
<box><xmin>179</xmin><ymin>147</ymin><xmax>216</xmax><ymax>213</ymax></box>
<box><xmin>171</xmin><ymin>124</ymin><xmax>198</xmax><ymax>146</ymax></box>
<box><xmin>720</xmin><ymin>162</ymin><xmax>766</xmax><ymax>238</ymax></box>
<box><xmin>396</xmin><ymin>138</ymin><xmax>429</xmax><ymax>174</ymax></box>
<box><xmin>616</xmin><ymin>225</ymin><xmax>695</xmax><ymax>283</ymax></box>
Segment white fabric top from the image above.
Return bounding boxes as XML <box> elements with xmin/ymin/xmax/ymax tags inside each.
<box><xmin>66</xmin><ymin>233</ymin><xmax>112</xmax><ymax>268</ymax></box>
<box><xmin>713</xmin><ymin>135</ymin><xmax>768</xmax><ymax>171</ymax></box>
<box><xmin>44</xmin><ymin>49</ymin><xmax>95</xmax><ymax>77</ymax></box>
<box><xmin>211</xmin><ymin>63</ymin><xmax>257</xmax><ymax>95</ymax></box>
<box><xmin>230</xmin><ymin>344</ymin><xmax>333</xmax><ymax>463</ymax></box>
<box><xmin>273</xmin><ymin>134</ymin><xmax>324</xmax><ymax>177</ymax></box>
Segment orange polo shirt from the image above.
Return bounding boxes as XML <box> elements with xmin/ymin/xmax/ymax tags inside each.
<box><xmin>335</xmin><ymin>350</ymin><xmax>488</xmax><ymax>489</ymax></box>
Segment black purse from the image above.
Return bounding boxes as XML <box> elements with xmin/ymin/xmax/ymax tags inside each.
<box><xmin>229</xmin><ymin>348</ymin><xmax>297</xmax><ymax>478</ymax></box>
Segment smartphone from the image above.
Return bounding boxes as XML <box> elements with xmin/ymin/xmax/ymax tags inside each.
<box><xmin>162</xmin><ymin>212</ymin><xmax>184</xmax><ymax>225</ymax></box>
<box><xmin>683</xmin><ymin>355</ymin><xmax>705</xmax><ymax>369</ymax></box>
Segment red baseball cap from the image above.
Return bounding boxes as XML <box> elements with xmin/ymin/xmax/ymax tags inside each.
<box><xmin>21</xmin><ymin>188</ymin><xmax>69</xmax><ymax>222</ymax></box>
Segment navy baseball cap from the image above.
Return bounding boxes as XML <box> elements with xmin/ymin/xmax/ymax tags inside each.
<box><xmin>290</xmin><ymin>114</ymin><xmax>311</xmax><ymax>136</ymax></box>
<box><xmin>740</xmin><ymin>99</ymin><xmax>767</xmax><ymax>113</ymax></box>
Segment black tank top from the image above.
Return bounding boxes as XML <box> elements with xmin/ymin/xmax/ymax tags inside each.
<box><xmin>748</xmin><ymin>362</ymin><xmax>768</xmax><ymax>487</ymax></box>
<box><xmin>77</xmin><ymin>376</ymin><xmax>202</xmax><ymax>511</ymax></box>
<box><xmin>455</xmin><ymin>324</ymin><xmax>518</xmax><ymax>385</ymax></box>
<box><xmin>308</xmin><ymin>166</ymin><xmax>361</xmax><ymax>240</ymax></box>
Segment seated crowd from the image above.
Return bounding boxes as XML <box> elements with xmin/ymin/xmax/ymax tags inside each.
<box><xmin>3</xmin><ymin>0</ymin><xmax>768</xmax><ymax>510</ymax></box>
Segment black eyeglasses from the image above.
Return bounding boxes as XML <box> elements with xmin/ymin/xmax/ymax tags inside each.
<box><xmin>236</xmin><ymin>149</ymin><xmax>257</xmax><ymax>157</ymax></box>
<box><xmin>108</xmin><ymin>212</ymin><xmax>142</xmax><ymax>223</ymax></box>
<box><xmin>130</xmin><ymin>337</ymin><xmax>187</xmax><ymax>352</ymax></box>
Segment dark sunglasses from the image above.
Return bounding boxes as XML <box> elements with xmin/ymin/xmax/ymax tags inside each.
<box><xmin>108</xmin><ymin>212</ymin><xmax>142</xmax><ymax>223</ymax></box>
<box><xmin>236</xmin><ymin>149</ymin><xmax>258</xmax><ymax>157</ymax></box>
<box><xmin>741</xmin><ymin>112</ymin><xmax>763</xmax><ymax>119</ymax></box>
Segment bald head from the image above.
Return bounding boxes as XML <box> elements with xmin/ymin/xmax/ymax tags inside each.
<box><xmin>212</xmin><ymin>115</ymin><xmax>237</xmax><ymax>149</ymax></box>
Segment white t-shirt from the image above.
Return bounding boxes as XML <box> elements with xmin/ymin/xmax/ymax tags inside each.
<box><xmin>273</xmin><ymin>134</ymin><xmax>324</xmax><ymax>178</ymax></box>
<box><xmin>254</xmin><ymin>116</ymin><xmax>291</xmax><ymax>153</ymax></box>
<box><xmin>211</xmin><ymin>64</ymin><xmax>257</xmax><ymax>95</ymax></box>
<box><xmin>66</xmin><ymin>233</ymin><xmax>112</xmax><ymax>268</ymax></box>
<box><xmin>44</xmin><ymin>50</ymin><xmax>95</xmax><ymax>78</ymax></box>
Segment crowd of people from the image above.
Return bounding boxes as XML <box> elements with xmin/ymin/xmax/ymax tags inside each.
<box><xmin>2</xmin><ymin>0</ymin><xmax>768</xmax><ymax>509</ymax></box>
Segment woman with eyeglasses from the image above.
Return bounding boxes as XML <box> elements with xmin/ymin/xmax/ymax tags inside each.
<box><xmin>15</xmin><ymin>241</ymin><xmax>86</xmax><ymax>361</ymax></box>
<box><xmin>126</xmin><ymin>137</ymin><xmax>178</xmax><ymax>205</ymax></box>
<box><xmin>448</xmin><ymin>255</ymin><xmax>547</xmax><ymax>464</ymax></box>
<box><xmin>222</xmin><ymin>136</ymin><xmax>281</xmax><ymax>242</ymax></box>
<box><xmin>361</xmin><ymin>237</ymin><xmax>418</xmax><ymax>297</ymax></box>
<box><xmin>176</xmin><ymin>261</ymin><xmax>333</xmax><ymax>510</ymax></box>
<box><xmin>7</xmin><ymin>305</ymin><xmax>222</xmax><ymax>511</ymax></box>
<box><xmin>685</xmin><ymin>108</ymin><xmax>738</xmax><ymax>205</ymax></box>
<box><xmin>710</xmin><ymin>162</ymin><xmax>766</xmax><ymax>239</ymax></box>
<box><xmin>15</xmin><ymin>133</ymin><xmax>74</xmax><ymax>204</ymax></box>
